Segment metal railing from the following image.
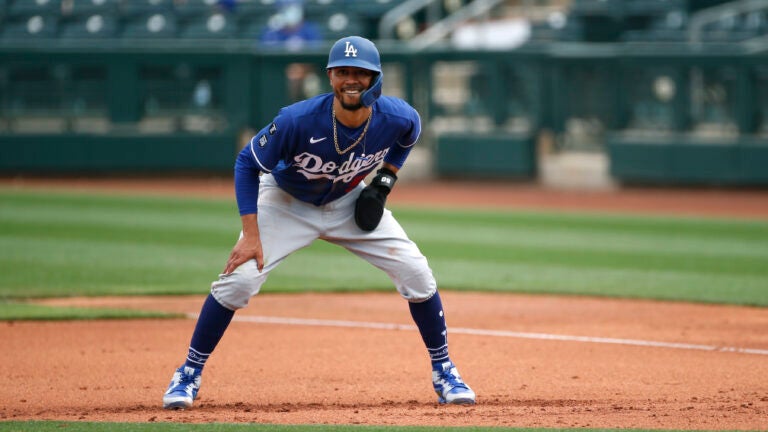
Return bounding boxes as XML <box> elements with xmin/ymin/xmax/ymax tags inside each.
<box><xmin>688</xmin><ymin>0</ymin><xmax>768</xmax><ymax>49</ymax></box>
<box><xmin>407</xmin><ymin>0</ymin><xmax>508</xmax><ymax>50</ymax></box>
<box><xmin>378</xmin><ymin>0</ymin><xmax>442</xmax><ymax>41</ymax></box>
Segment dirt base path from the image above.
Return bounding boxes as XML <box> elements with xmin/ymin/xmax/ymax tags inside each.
<box><xmin>1</xmin><ymin>177</ymin><xmax>768</xmax><ymax>429</ymax></box>
<box><xmin>3</xmin><ymin>293</ymin><xmax>768</xmax><ymax>429</ymax></box>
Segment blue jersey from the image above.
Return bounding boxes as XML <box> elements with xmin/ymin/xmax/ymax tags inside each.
<box><xmin>235</xmin><ymin>93</ymin><xmax>421</xmax><ymax>215</ymax></box>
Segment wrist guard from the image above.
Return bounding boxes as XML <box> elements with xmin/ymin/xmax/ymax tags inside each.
<box><xmin>354</xmin><ymin>168</ymin><xmax>398</xmax><ymax>231</ymax></box>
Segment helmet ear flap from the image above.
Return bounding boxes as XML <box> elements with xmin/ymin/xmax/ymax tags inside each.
<box><xmin>361</xmin><ymin>71</ymin><xmax>382</xmax><ymax>107</ymax></box>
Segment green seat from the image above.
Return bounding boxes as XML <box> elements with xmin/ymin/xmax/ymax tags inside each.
<box><xmin>174</xmin><ymin>0</ymin><xmax>221</xmax><ymax>18</ymax></box>
<box><xmin>303</xmin><ymin>0</ymin><xmax>343</xmax><ymax>15</ymax></box>
<box><xmin>60</xmin><ymin>13</ymin><xmax>118</xmax><ymax>38</ymax></box>
<box><xmin>314</xmin><ymin>11</ymin><xmax>366</xmax><ymax>41</ymax></box>
<box><xmin>233</xmin><ymin>0</ymin><xmax>276</xmax><ymax>19</ymax></box>
<box><xmin>236</xmin><ymin>13</ymin><xmax>270</xmax><ymax>40</ymax></box>
<box><xmin>1</xmin><ymin>14</ymin><xmax>58</xmax><ymax>39</ymax></box>
<box><xmin>344</xmin><ymin>0</ymin><xmax>407</xmax><ymax>18</ymax></box>
<box><xmin>68</xmin><ymin>0</ymin><xmax>119</xmax><ymax>16</ymax></box>
<box><xmin>121</xmin><ymin>13</ymin><xmax>177</xmax><ymax>39</ymax></box>
<box><xmin>120</xmin><ymin>0</ymin><xmax>173</xmax><ymax>17</ymax></box>
<box><xmin>7</xmin><ymin>0</ymin><xmax>61</xmax><ymax>17</ymax></box>
<box><xmin>179</xmin><ymin>12</ymin><xmax>237</xmax><ymax>39</ymax></box>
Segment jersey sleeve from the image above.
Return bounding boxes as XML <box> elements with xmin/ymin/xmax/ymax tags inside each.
<box><xmin>234</xmin><ymin>111</ymin><xmax>296</xmax><ymax>215</ymax></box>
<box><xmin>234</xmin><ymin>147</ymin><xmax>261</xmax><ymax>215</ymax></box>
<box><xmin>383</xmin><ymin>107</ymin><xmax>421</xmax><ymax>169</ymax></box>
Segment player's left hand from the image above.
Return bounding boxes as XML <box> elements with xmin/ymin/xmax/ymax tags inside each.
<box><xmin>224</xmin><ymin>233</ymin><xmax>264</xmax><ymax>274</ymax></box>
<box><xmin>354</xmin><ymin>167</ymin><xmax>397</xmax><ymax>231</ymax></box>
<box><xmin>224</xmin><ymin>214</ymin><xmax>264</xmax><ymax>273</ymax></box>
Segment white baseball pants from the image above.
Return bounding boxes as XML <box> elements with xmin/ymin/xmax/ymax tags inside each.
<box><xmin>210</xmin><ymin>173</ymin><xmax>437</xmax><ymax>310</ymax></box>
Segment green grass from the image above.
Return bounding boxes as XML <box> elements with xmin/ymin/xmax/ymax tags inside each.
<box><xmin>0</xmin><ymin>300</ymin><xmax>179</xmax><ymax>321</ymax></box>
<box><xmin>0</xmin><ymin>190</ymin><xmax>239</xmax><ymax>297</ymax></box>
<box><xmin>401</xmin><ymin>209</ymin><xmax>768</xmax><ymax>305</ymax></box>
<box><xmin>1</xmin><ymin>188</ymin><xmax>767</xmax><ymax>308</ymax></box>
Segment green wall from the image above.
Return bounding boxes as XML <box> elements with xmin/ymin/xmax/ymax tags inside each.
<box><xmin>1</xmin><ymin>40</ymin><xmax>766</xmax><ymax>184</ymax></box>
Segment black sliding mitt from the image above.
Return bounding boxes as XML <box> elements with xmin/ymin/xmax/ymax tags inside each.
<box><xmin>354</xmin><ymin>168</ymin><xmax>397</xmax><ymax>231</ymax></box>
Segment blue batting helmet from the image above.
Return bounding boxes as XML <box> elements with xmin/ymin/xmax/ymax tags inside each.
<box><xmin>327</xmin><ymin>36</ymin><xmax>383</xmax><ymax>107</ymax></box>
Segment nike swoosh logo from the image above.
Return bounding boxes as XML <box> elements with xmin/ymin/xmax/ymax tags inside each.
<box><xmin>309</xmin><ymin>137</ymin><xmax>327</xmax><ymax>144</ymax></box>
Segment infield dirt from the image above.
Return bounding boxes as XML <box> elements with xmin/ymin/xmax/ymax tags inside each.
<box><xmin>1</xmin><ymin>178</ymin><xmax>767</xmax><ymax>429</ymax></box>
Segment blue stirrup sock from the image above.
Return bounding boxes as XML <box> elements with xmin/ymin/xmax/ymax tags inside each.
<box><xmin>409</xmin><ymin>291</ymin><xmax>450</xmax><ymax>366</ymax></box>
<box><xmin>184</xmin><ymin>294</ymin><xmax>234</xmax><ymax>369</ymax></box>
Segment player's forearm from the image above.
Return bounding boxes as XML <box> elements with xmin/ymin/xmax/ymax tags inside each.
<box><xmin>240</xmin><ymin>213</ymin><xmax>260</xmax><ymax>237</ymax></box>
<box><xmin>381</xmin><ymin>162</ymin><xmax>399</xmax><ymax>175</ymax></box>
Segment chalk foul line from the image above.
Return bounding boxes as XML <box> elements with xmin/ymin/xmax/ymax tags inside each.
<box><xmin>187</xmin><ymin>313</ymin><xmax>768</xmax><ymax>356</ymax></box>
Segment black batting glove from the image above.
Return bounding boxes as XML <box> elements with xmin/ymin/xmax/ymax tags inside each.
<box><xmin>354</xmin><ymin>167</ymin><xmax>397</xmax><ymax>232</ymax></box>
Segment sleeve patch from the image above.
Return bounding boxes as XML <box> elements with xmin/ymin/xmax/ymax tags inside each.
<box><xmin>269</xmin><ymin>123</ymin><xmax>277</xmax><ymax>135</ymax></box>
<box><xmin>258</xmin><ymin>134</ymin><xmax>268</xmax><ymax>147</ymax></box>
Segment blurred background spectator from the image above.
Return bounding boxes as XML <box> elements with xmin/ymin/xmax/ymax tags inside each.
<box><xmin>259</xmin><ymin>0</ymin><xmax>322</xmax><ymax>51</ymax></box>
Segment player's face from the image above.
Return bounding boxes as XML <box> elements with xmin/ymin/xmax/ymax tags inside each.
<box><xmin>329</xmin><ymin>67</ymin><xmax>375</xmax><ymax>111</ymax></box>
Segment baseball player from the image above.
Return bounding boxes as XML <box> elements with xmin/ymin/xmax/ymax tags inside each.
<box><xmin>163</xmin><ymin>35</ymin><xmax>475</xmax><ymax>409</ymax></box>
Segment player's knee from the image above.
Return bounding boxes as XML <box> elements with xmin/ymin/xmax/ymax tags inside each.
<box><xmin>395</xmin><ymin>262</ymin><xmax>437</xmax><ymax>302</ymax></box>
<box><xmin>210</xmin><ymin>261</ymin><xmax>266</xmax><ymax>310</ymax></box>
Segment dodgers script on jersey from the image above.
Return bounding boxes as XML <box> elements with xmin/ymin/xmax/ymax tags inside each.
<box><xmin>234</xmin><ymin>93</ymin><xmax>421</xmax><ymax>214</ymax></box>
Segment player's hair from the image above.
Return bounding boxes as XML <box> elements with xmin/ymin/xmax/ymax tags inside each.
<box><xmin>327</xmin><ymin>36</ymin><xmax>383</xmax><ymax>107</ymax></box>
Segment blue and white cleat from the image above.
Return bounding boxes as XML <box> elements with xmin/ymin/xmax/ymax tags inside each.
<box><xmin>432</xmin><ymin>361</ymin><xmax>476</xmax><ymax>405</ymax></box>
<box><xmin>163</xmin><ymin>365</ymin><xmax>202</xmax><ymax>409</ymax></box>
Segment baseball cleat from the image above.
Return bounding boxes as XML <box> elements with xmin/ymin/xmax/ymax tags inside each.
<box><xmin>432</xmin><ymin>361</ymin><xmax>476</xmax><ymax>405</ymax></box>
<box><xmin>163</xmin><ymin>365</ymin><xmax>202</xmax><ymax>409</ymax></box>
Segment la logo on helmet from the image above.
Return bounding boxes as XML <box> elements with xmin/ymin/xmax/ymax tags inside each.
<box><xmin>344</xmin><ymin>41</ymin><xmax>358</xmax><ymax>57</ymax></box>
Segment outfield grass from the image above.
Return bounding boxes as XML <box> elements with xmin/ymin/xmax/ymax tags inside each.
<box><xmin>1</xmin><ymin>189</ymin><xmax>767</xmax><ymax>308</ymax></box>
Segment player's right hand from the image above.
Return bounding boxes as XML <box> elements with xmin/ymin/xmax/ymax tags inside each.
<box><xmin>224</xmin><ymin>234</ymin><xmax>264</xmax><ymax>274</ymax></box>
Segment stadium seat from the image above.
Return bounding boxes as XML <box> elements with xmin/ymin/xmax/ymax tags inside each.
<box><xmin>699</xmin><ymin>11</ymin><xmax>768</xmax><ymax>42</ymax></box>
<box><xmin>67</xmin><ymin>0</ymin><xmax>119</xmax><ymax>16</ymax></box>
<box><xmin>623</xmin><ymin>0</ymin><xmax>686</xmax><ymax>15</ymax></box>
<box><xmin>315</xmin><ymin>11</ymin><xmax>365</xmax><ymax>41</ymax></box>
<box><xmin>345</xmin><ymin>0</ymin><xmax>407</xmax><ymax>18</ymax></box>
<box><xmin>231</xmin><ymin>0</ymin><xmax>276</xmax><ymax>19</ymax></box>
<box><xmin>570</xmin><ymin>0</ymin><xmax>623</xmax><ymax>17</ymax></box>
<box><xmin>554</xmin><ymin>19</ymin><xmax>585</xmax><ymax>42</ymax></box>
<box><xmin>1</xmin><ymin>14</ymin><xmax>58</xmax><ymax>39</ymax></box>
<box><xmin>7</xmin><ymin>0</ymin><xmax>61</xmax><ymax>17</ymax></box>
<box><xmin>174</xmin><ymin>0</ymin><xmax>222</xmax><ymax>18</ymax></box>
<box><xmin>303</xmin><ymin>0</ymin><xmax>341</xmax><ymax>15</ymax></box>
<box><xmin>60</xmin><ymin>13</ymin><xmax>118</xmax><ymax>38</ymax></box>
<box><xmin>621</xmin><ymin>10</ymin><xmax>688</xmax><ymax>42</ymax></box>
<box><xmin>237</xmin><ymin>15</ymin><xmax>270</xmax><ymax>41</ymax></box>
<box><xmin>120</xmin><ymin>0</ymin><xmax>173</xmax><ymax>17</ymax></box>
<box><xmin>342</xmin><ymin>0</ymin><xmax>406</xmax><ymax>39</ymax></box>
<box><xmin>743</xmin><ymin>10</ymin><xmax>768</xmax><ymax>34</ymax></box>
<box><xmin>121</xmin><ymin>13</ymin><xmax>177</xmax><ymax>38</ymax></box>
<box><xmin>179</xmin><ymin>12</ymin><xmax>236</xmax><ymax>39</ymax></box>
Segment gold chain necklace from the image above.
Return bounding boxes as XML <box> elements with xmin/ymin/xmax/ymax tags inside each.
<box><xmin>332</xmin><ymin>107</ymin><xmax>372</xmax><ymax>155</ymax></box>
